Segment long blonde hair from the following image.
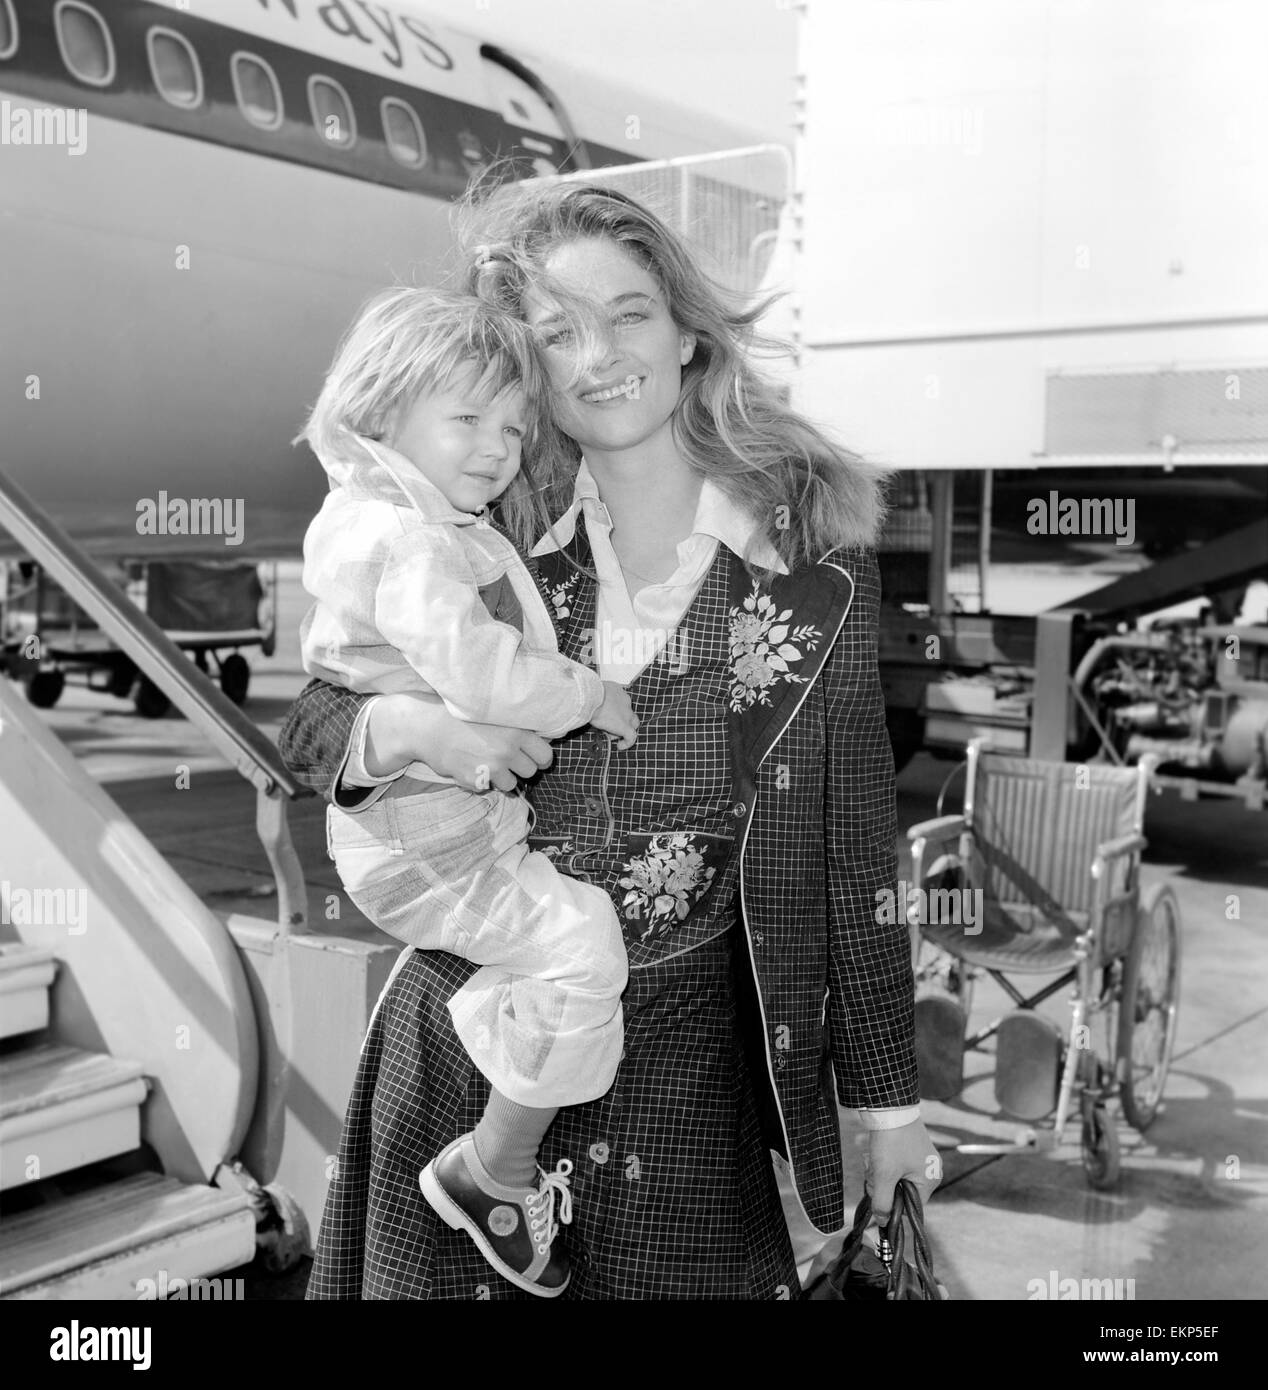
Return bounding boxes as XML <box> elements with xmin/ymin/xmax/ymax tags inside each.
<box><xmin>451</xmin><ymin>178</ymin><xmax>887</xmax><ymax>573</ymax></box>
<box><xmin>297</xmin><ymin>285</ymin><xmax>556</xmax><ymax>553</ymax></box>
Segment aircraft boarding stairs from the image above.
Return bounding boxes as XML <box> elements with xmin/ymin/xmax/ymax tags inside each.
<box><xmin>0</xmin><ymin>468</ymin><xmax>399</xmax><ymax>1299</ymax></box>
<box><xmin>0</xmin><ymin>944</ymin><xmax>255</xmax><ymax>1298</ymax></box>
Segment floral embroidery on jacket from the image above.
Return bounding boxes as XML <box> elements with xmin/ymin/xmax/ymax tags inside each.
<box><xmin>545</xmin><ymin>571</ymin><xmax>580</xmax><ymax>622</ymax></box>
<box><xmin>617</xmin><ymin>832</ymin><xmax>717</xmax><ymax>941</ymax></box>
<box><xmin>727</xmin><ymin>582</ymin><xmax>823</xmax><ymax>711</ymax></box>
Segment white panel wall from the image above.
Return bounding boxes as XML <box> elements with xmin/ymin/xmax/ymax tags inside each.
<box><xmin>794</xmin><ymin>0</ymin><xmax>1268</xmax><ymax>468</ymax></box>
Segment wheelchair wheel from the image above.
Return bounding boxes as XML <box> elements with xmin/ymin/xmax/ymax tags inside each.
<box><xmin>1117</xmin><ymin>883</ymin><xmax>1181</xmax><ymax>1132</ymax></box>
<box><xmin>1081</xmin><ymin>1101</ymin><xmax>1121</xmax><ymax>1190</ymax></box>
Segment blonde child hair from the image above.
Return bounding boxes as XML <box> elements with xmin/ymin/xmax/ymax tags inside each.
<box><xmin>298</xmin><ymin>285</ymin><xmax>557</xmax><ymax>554</ymax></box>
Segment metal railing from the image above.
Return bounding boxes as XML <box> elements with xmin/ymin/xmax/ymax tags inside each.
<box><xmin>0</xmin><ymin>465</ymin><xmax>310</xmax><ymax>931</ymax></box>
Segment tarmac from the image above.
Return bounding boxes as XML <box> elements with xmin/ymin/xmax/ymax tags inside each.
<box><xmin>25</xmin><ymin>562</ymin><xmax>1268</xmax><ymax>1301</ymax></box>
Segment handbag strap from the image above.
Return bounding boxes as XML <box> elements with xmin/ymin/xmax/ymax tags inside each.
<box><xmin>822</xmin><ymin>1190</ymin><xmax>878</xmax><ymax>1296</ymax></box>
<box><xmin>827</xmin><ymin>1181</ymin><xmax>944</xmax><ymax>1300</ymax></box>
<box><xmin>884</xmin><ymin>1180</ymin><xmax>942</xmax><ymax>1300</ymax></box>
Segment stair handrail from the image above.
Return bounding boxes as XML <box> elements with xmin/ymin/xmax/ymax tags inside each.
<box><xmin>0</xmin><ymin>465</ymin><xmax>309</xmax><ymax>931</ymax></box>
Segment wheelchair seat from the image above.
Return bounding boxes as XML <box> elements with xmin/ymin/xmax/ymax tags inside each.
<box><xmin>921</xmin><ymin>901</ymin><xmax>1088</xmax><ymax>974</ymax></box>
<box><xmin>908</xmin><ymin>748</ymin><xmax>1154</xmax><ymax>972</ymax></box>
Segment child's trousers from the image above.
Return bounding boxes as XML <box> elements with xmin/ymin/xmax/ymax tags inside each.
<box><xmin>326</xmin><ymin>782</ymin><xmax>627</xmax><ymax>1107</ymax></box>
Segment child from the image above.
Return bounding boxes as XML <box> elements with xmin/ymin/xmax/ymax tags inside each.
<box><xmin>298</xmin><ymin>287</ymin><xmax>636</xmax><ymax>1298</ymax></box>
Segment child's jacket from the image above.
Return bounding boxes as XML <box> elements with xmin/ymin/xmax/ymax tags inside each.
<box><xmin>300</xmin><ymin>434</ymin><xmax>604</xmax><ymax>738</ymax></box>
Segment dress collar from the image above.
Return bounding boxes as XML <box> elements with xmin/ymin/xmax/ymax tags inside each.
<box><xmin>530</xmin><ymin>458</ymin><xmax>789</xmax><ymax>574</ymax></box>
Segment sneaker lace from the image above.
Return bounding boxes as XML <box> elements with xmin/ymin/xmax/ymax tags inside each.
<box><xmin>526</xmin><ymin>1158</ymin><xmax>573</xmax><ymax>1252</ymax></box>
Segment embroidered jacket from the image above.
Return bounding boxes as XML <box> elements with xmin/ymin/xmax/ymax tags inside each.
<box><xmin>279</xmin><ymin>535</ymin><xmax>918</xmax><ymax>1234</ymax></box>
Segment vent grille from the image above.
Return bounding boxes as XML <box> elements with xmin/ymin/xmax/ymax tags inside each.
<box><xmin>533</xmin><ymin>146</ymin><xmax>791</xmax><ymax>298</ymax></box>
<box><xmin>1043</xmin><ymin>365</ymin><xmax>1268</xmax><ymax>462</ymax></box>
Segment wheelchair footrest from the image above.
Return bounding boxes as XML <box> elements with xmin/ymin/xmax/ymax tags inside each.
<box><xmin>995</xmin><ymin>1011</ymin><xmax>1063</xmax><ymax>1120</ymax></box>
<box><xmin>915</xmin><ymin>995</ymin><xmax>966</xmax><ymax>1100</ymax></box>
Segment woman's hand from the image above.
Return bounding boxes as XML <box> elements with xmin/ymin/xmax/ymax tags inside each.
<box><xmin>365</xmin><ymin>691</ymin><xmax>554</xmax><ymax>792</ymax></box>
<box><xmin>865</xmin><ymin>1118</ymin><xmax>941</xmax><ymax>1226</ymax></box>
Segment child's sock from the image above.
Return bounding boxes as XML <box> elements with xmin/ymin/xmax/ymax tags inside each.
<box><xmin>473</xmin><ymin>1088</ymin><xmax>558</xmax><ymax>1190</ymax></box>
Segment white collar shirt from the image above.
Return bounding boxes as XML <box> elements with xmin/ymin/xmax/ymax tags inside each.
<box><xmin>530</xmin><ymin>459</ymin><xmax>789</xmax><ymax>686</ymax></box>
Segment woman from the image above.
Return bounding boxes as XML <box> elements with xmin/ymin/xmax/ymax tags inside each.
<box><xmin>282</xmin><ymin>180</ymin><xmax>937</xmax><ymax>1299</ymax></box>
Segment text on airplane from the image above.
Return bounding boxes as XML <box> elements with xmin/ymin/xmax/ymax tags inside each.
<box><xmin>250</xmin><ymin>0</ymin><xmax>456</xmax><ymax>74</ymax></box>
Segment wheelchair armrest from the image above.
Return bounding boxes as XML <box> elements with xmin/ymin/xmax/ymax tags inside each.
<box><xmin>1091</xmin><ymin>833</ymin><xmax>1147</xmax><ymax>880</ymax></box>
<box><xmin>906</xmin><ymin>814</ymin><xmax>967</xmax><ymax>846</ymax></box>
<box><xmin>908</xmin><ymin>817</ymin><xmax>969</xmax><ymax>920</ymax></box>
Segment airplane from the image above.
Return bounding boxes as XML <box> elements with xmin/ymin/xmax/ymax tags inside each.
<box><xmin>0</xmin><ymin>0</ymin><xmax>765</xmax><ymax>709</ymax></box>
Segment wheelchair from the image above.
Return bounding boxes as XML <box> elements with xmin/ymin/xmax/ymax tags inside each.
<box><xmin>905</xmin><ymin>739</ymin><xmax>1181</xmax><ymax>1189</ymax></box>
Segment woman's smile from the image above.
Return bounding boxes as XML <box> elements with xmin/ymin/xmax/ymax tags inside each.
<box><xmin>579</xmin><ymin>374</ymin><xmax>645</xmax><ymax>405</ymax></box>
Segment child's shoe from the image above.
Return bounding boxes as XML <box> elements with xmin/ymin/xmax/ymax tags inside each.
<box><xmin>419</xmin><ymin>1133</ymin><xmax>573</xmax><ymax>1298</ymax></box>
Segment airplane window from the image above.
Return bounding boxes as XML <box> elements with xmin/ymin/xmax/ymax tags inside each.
<box><xmin>309</xmin><ymin>75</ymin><xmax>356</xmax><ymax>149</ymax></box>
<box><xmin>381</xmin><ymin>97</ymin><xmax>427</xmax><ymax>169</ymax></box>
<box><xmin>0</xmin><ymin>0</ymin><xmax>17</xmax><ymax>62</ymax></box>
<box><xmin>231</xmin><ymin>52</ymin><xmax>283</xmax><ymax>131</ymax></box>
<box><xmin>53</xmin><ymin>1</ymin><xmax>115</xmax><ymax>87</ymax></box>
<box><xmin>147</xmin><ymin>27</ymin><xmax>202</xmax><ymax>109</ymax></box>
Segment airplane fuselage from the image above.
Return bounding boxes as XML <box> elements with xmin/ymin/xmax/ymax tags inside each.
<box><xmin>0</xmin><ymin>0</ymin><xmax>755</xmax><ymax>558</ymax></box>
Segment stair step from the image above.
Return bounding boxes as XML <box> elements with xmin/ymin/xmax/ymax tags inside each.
<box><xmin>1</xmin><ymin>1171</ymin><xmax>256</xmax><ymax>1299</ymax></box>
<box><xmin>0</xmin><ymin>944</ymin><xmax>57</xmax><ymax>1039</ymax></box>
<box><xmin>0</xmin><ymin>1044</ymin><xmax>147</xmax><ymax>1190</ymax></box>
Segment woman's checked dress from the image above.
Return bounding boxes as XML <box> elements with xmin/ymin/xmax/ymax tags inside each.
<box><xmin>304</xmin><ymin>545</ymin><xmax>803</xmax><ymax>1300</ymax></box>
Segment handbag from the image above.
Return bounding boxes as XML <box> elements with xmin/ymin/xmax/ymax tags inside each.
<box><xmin>807</xmin><ymin>1179</ymin><xmax>948</xmax><ymax>1301</ymax></box>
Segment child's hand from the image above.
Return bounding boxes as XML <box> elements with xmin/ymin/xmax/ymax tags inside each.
<box><xmin>591</xmin><ymin>680</ymin><xmax>639</xmax><ymax>749</ymax></box>
<box><xmin>367</xmin><ymin>691</ymin><xmax>553</xmax><ymax>791</ymax></box>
